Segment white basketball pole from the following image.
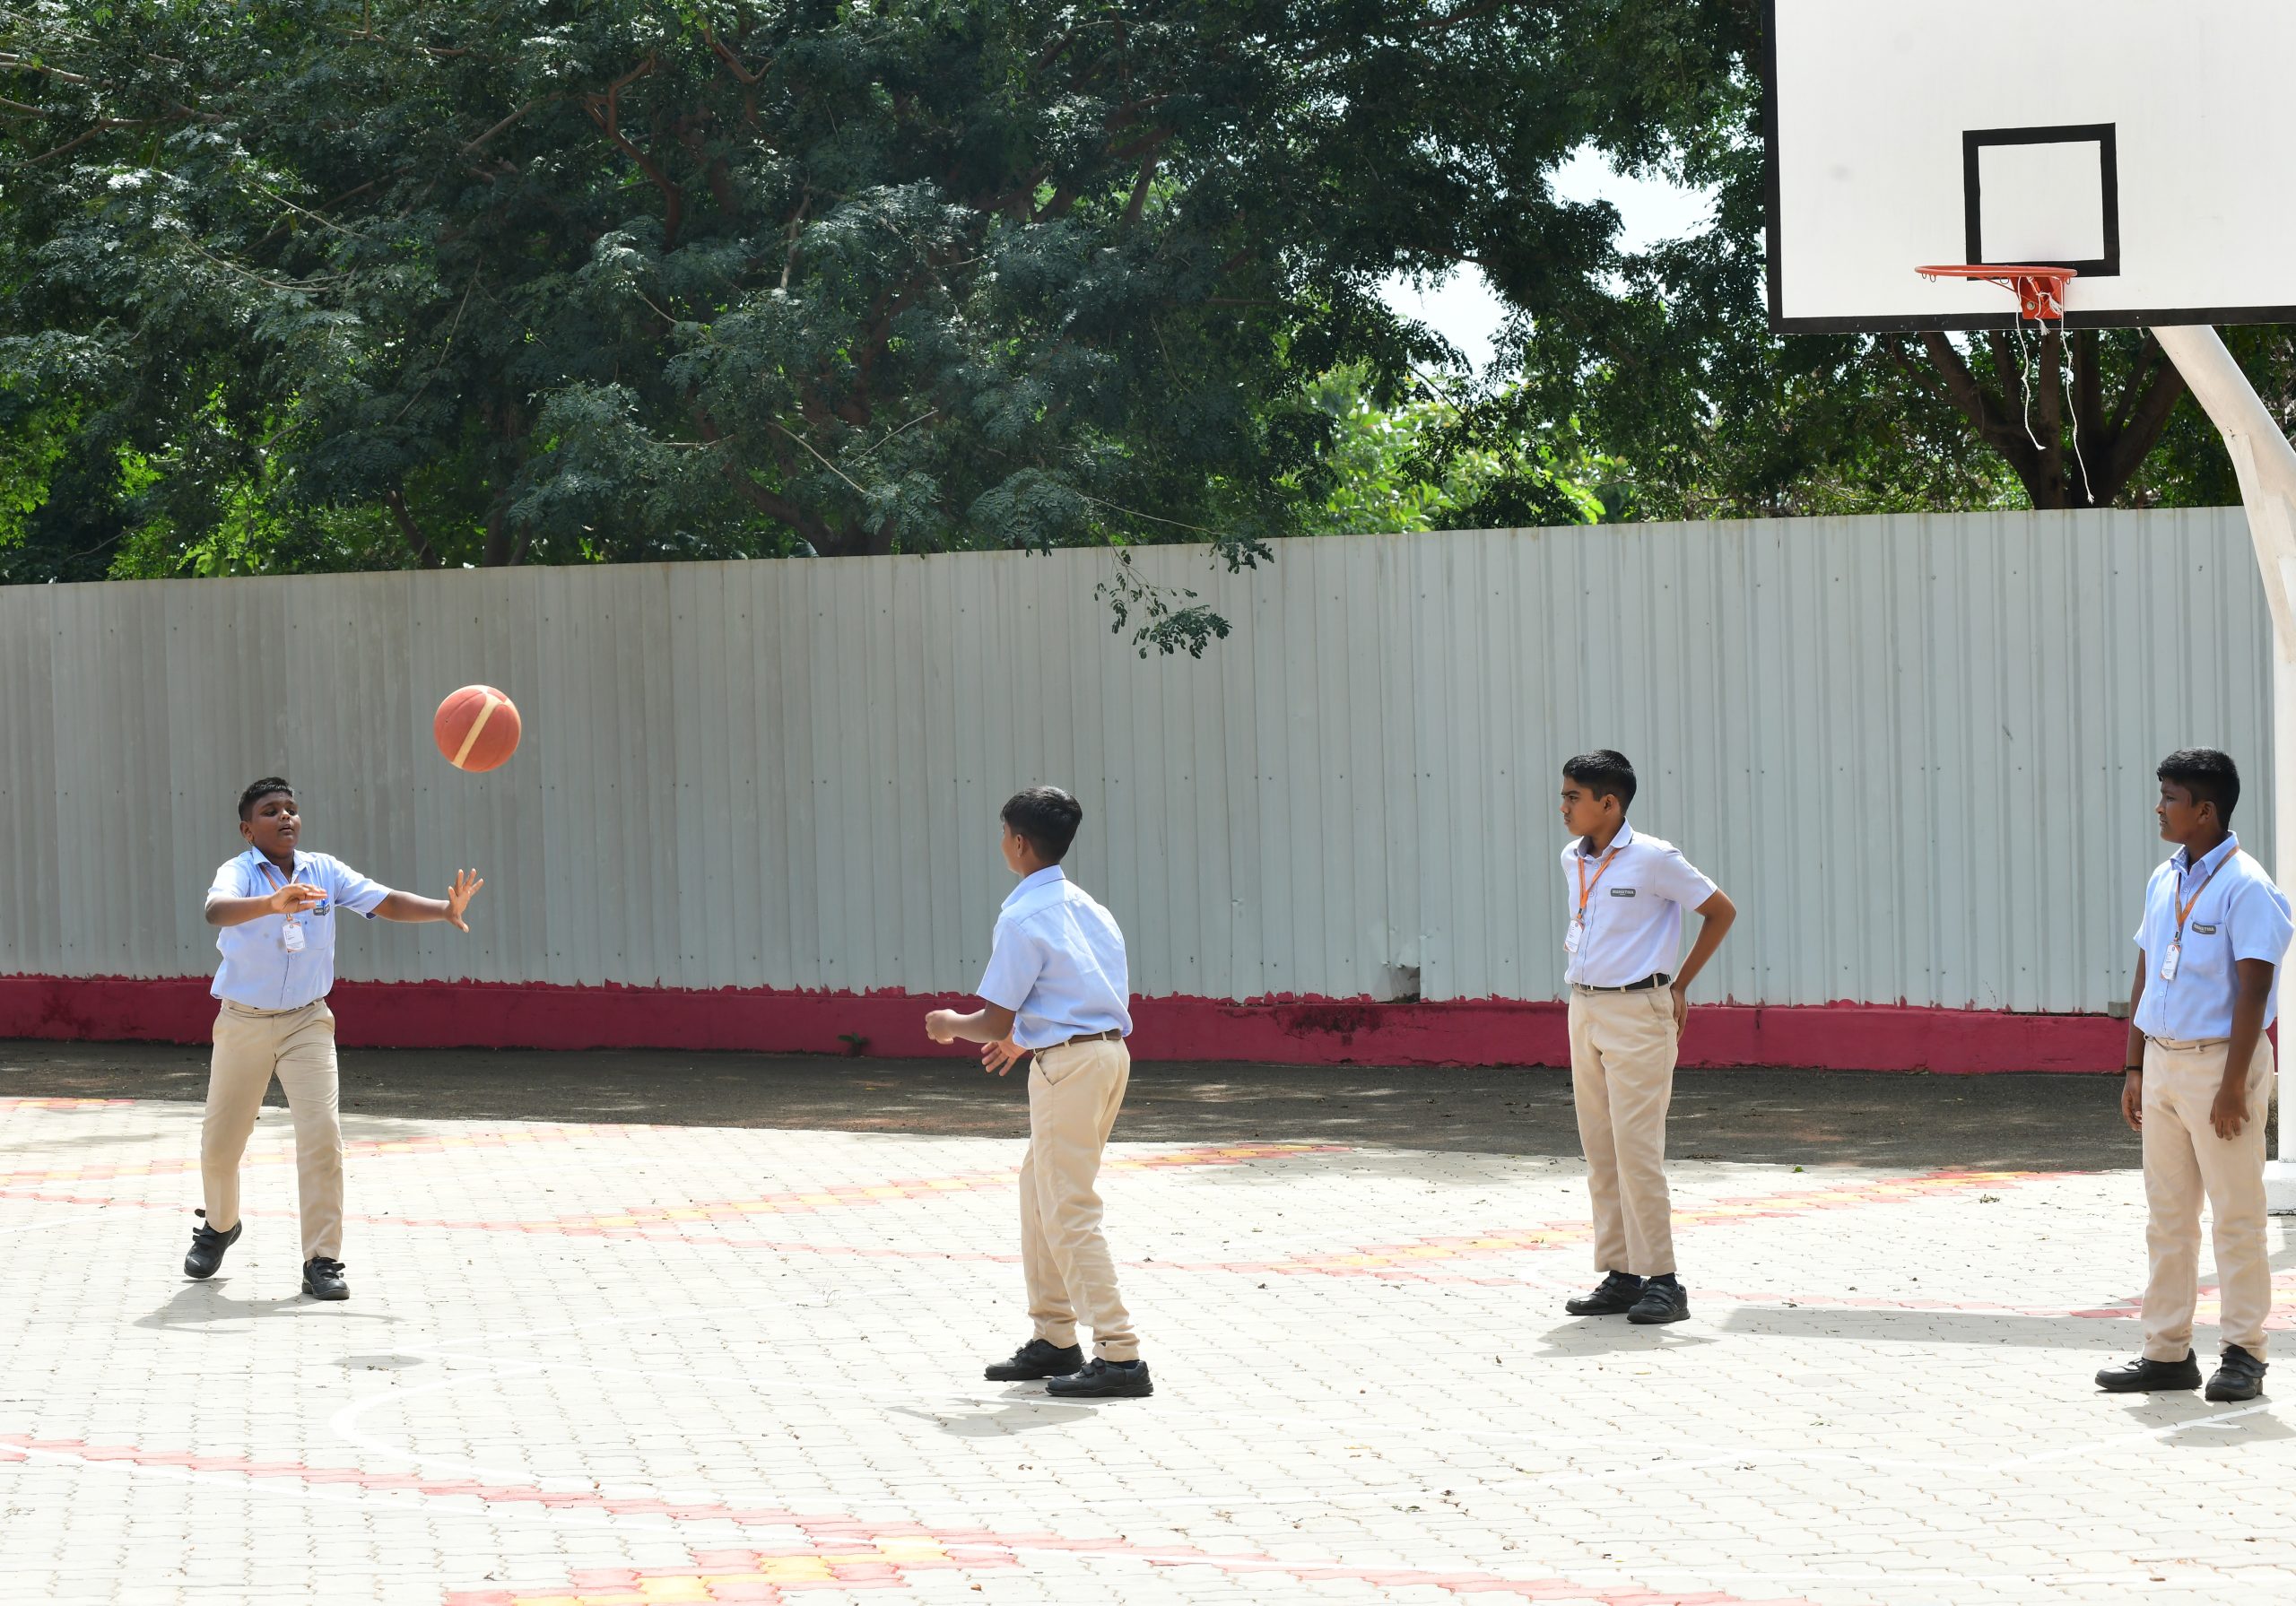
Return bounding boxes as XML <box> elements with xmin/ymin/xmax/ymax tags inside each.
<box><xmin>2152</xmin><ymin>324</ymin><xmax>2296</xmax><ymax>1212</ymax></box>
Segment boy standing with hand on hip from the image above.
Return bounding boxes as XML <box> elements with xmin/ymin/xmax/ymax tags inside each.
<box><xmin>185</xmin><ymin>777</ymin><xmax>483</xmax><ymax>1300</ymax></box>
<box><xmin>926</xmin><ymin>786</ymin><xmax>1149</xmax><ymax>1399</ymax></box>
<box><xmin>1555</xmin><ymin>751</ymin><xmax>1736</xmax><ymax>1326</ymax></box>
<box><xmin>2098</xmin><ymin>749</ymin><xmax>2291</xmax><ymax>1403</ymax></box>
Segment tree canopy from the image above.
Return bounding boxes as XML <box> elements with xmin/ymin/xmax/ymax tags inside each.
<box><xmin>1492</xmin><ymin>3</ymin><xmax>2293</xmax><ymax>520</ymax></box>
<box><xmin>3</xmin><ymin>0</ymin><xmax>2286</xmax><ymax>625</ymax></box>
<box><xmin>0</xmin><ymin>0</ymin><xmax>1690</xmax><ymax>643</ymax></box>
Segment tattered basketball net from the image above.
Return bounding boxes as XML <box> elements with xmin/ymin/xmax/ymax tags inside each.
<box><xmin>1914</xmin><ymin>263</ymin><xmax>2092</xmax><ymax>500</ymax></box>
<box><xmin>1915</xmin><ymin>263</ymin><xmax>2077</xmax><ymax>323</ymax></box>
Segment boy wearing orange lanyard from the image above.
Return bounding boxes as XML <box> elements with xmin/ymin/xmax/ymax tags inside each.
<box><xmin>2097</xmin><ymin>750</ymin><xmax>2292</xmax><ymax>1402</ymax></box>
<box><xmin>1555</xmin><ymin>751</ymin><xmax>1736</xmax><ymax>1325</ymax></box>
<box><xmin>184</xmin><ymin>777</ymin><xmax>483</xmax><ymax>1300</ymax></box>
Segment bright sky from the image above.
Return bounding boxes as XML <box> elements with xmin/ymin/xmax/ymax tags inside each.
<box><xmin>1379</xmin><ymin>147</ymin><xmax>1718</xmax><ymax>374</ymax></box>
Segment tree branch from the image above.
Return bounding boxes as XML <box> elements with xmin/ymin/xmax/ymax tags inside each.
<box><xmin>2091</xmin><ymin>336</ymin><xmax>2189</xmax><ymax>505</ymax></box>
<box><xmin>582</xmin><ymin>56</ymin><xmax>683</xmax><ymax>247</ymax></box>
<box><xmin>463</xmin><ymin>98</ymin><xmax>542</xmax><ymax>153</ymax></box>
<box><xmin>2106</xmin><ymin>335</ymin><xmax>2162</xmax><ymax>440</ymax></box>
<box><xmin>2034</xmin><ymin>328</ymin><xmax>2066</xmax><ymax>507</ymax></box>
<box><xmin>19</xmin><ymin>113</ymin><xmax>169</xmax><ymax>165</ymax></box>
<box><xmin>383</xmin><ymin>487</ymin><xmax>443</xmax><ymax>569</ymax></box>
<box><xmin>693</xmin><ymin>407</ymin><xmax>836</xmax><ymax>552</ymax></box>
<box><xmin>702</xmin><ymin>28</ymin><xmax>770</xmax><ymax>84</ymax></box>
<box><xmin>1920</xmin><ymin>331</ymin><xmax>2041</xmax><ymax>483</ymax></box>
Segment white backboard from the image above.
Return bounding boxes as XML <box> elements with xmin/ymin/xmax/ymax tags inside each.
<box><xmin>1765</xmin><ymin>0</ymin><xmax>2296</xmax><ymax>331</ymax></box>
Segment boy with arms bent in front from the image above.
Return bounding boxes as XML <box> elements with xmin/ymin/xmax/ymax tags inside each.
<box><xmin>926</xmin><ymin>786</ymin><xmax>1149</xmax><ymax>1399</ymax></box>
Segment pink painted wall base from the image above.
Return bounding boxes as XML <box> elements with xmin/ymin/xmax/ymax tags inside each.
<box><xmin>0</xmin><ymin>975</ymin><xmax>2125</xmax><ymax>1073</ymax></box>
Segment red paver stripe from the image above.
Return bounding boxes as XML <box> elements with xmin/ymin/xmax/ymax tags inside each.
<box><xmin>1213</xmin><ymin>1168</ymin><xmax>2062</xmax><ymax>1276</ymax></box>
<box><xmin>0</xmin><ymin>1125</ymin><xmax>579</xmax><ymax>1189</ymax></box>
<box><xmin>0</xmin><ymin>1432</ymin><xmax>1811</xmax><ymax>1604</ymax></box>
<box><xmin>382</xmin><ymin>1143</ymin><xmax>1352</xmax><ymax>1236</ymax></box>
<box><xmin>0</xmin><ymin>1097</ymin><xmax>136</xmax><ymax>1112</ymax></box>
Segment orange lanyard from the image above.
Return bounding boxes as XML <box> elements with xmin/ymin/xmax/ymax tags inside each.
<box><xmin>1575</xmin><ymin>846</ymin><xmax>1622</xmax><ymax>924</ymax></box>
<box><xmin>2172</xmin><ymin>852</ymin><xmax>2230</xmax><ymax>946</ymax></box>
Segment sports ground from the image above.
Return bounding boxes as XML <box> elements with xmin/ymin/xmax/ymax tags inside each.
<box><xmin>4</xmin><ymin>1046</ymin><xmax>2290</xmax><ymax>1606</ymax></box>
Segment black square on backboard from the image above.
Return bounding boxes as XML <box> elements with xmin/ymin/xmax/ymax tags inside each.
<box><xmin>1962</xmin><ymin>124</ymin><xmax>2120</xmax><ymax>277</ymax></box>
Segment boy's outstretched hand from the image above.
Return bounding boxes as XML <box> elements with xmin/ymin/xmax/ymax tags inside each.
<box><xmin>980</xmin><ymin>1037</ymin><xmax>1027</xmax><ymax>1076</ymax></box>
<box><xmin>444</xmin><ymin>869</ymin><xmax>484</xmax><ymax>933</ymax></box>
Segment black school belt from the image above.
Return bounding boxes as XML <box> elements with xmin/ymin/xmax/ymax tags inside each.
<box><xmin>1575</xmin><ymin>973</ymin><xmax>1671</xmax><ymax>993</ymax></box>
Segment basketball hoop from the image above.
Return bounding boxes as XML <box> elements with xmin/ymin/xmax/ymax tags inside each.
<box><xmin>1916</xmin><ymin>264</ymin><xmax>2077</xmax><ymax>323</ymax></box>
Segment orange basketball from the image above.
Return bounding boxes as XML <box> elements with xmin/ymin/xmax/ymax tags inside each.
<box><xmin>433</xmin><ymin>685</ymin><xmax>522</xmax><ymax>773</ymax></box>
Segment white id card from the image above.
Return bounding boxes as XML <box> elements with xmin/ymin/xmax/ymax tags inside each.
<box><xmin>283</xmin><ymin>918</ymin><xmax>307</xmax><ymax>954</ymax></box>
<box><xmin>2160</xmin><ymin>942</ymin><xmax>2179</xmax><ymax>982</ymax></box>
<box><xmin>1563</xmin><ymin>920</ymin><xmax>1583</xmax><ymax>955</ymax></box>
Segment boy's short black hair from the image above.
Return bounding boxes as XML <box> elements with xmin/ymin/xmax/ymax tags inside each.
<box><xmin>1562</xmin><ymin>750</ymin><xmax>1638</xmax><ymax>812</ymax></box>
<box><xmin>2158</xmin><ymin>748</ymin><xmax>2241</xmax><ymax>825</ymax></box>
<box><xmin>238</xmin><ymin>777</ymin><xmax>294</xmax><ymax>821</ymax></box>
<box><xmin>1001</xmin><ymin>786</ymin><xmax>1083</xmax><ymax>863</ymax></box>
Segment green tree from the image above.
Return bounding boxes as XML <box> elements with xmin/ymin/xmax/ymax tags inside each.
<box><xmin>1294</xmin><ymin>364</ymin><xmax>1606</xmax><ymax>536</ymax></box>
<box><xmin>1487</xmin><ymin>0</ymin><xmax>2292</xmax><ymax>520</ymax></box>
<box><xmin>0</xmin><ymin>0</ymin><xmax>1683</xmax><ymax>647</ymax></box>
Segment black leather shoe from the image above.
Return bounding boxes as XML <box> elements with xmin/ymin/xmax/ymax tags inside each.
<box><xmin>1627</xmin><ymin>1279</ymin><xmax>1691</xmax><ymax>1324</ymax></box>
<box><xmin>184</xmin><ymin>1211</ymin><xmax>241</xmax><ymax>1280</ymax></box>
<box><xmin>2095</xmin><ymin>1351</ymin><xmax>2202</xmax><ymax>1393</ymax></box>
<box><xmin>301</xmin><ymin>1257</ymin><xmax>350</xmax><ymax>1300</ymax></box>
<box><xmin>1045</xmin><ymin>1358</ymin><xmax>1153</xmax><ymax>1399</ymax></box>
<box><xmin>984</xmin><ymin>1339</ymin><xmax>1083</xmax><ymax>1382</ymax></box>
<box><xmin>2206</xmin><ymin>1345</ymin><xmax>2267</xmax><ymax>1402</ymax></box>
<box><xmin>1566</xmin><ymin>1272</ymin><xmax>1645</xmax><ymax>1316</ymax></box>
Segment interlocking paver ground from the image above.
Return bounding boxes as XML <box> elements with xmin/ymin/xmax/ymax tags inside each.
<box><xmin>4</xmin><ymin>1058</ymin><xmax>2295</xmax><ymax>1605</ymax></box>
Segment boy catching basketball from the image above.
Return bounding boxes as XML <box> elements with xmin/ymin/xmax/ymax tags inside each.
<box><xmin>184</xmin><ymin>777</ymin><xmax>483</xmax><ymax>1300</ymax></box>
<box><xmin>2097</xmin><ymin>749</ymin><xmax>2291</xmax><ymax>1403</ymax></box>
<box><xmin>926</xmin><ymin>786</ymin><xmax>1149</xmax><ymax>1399</ymax></box>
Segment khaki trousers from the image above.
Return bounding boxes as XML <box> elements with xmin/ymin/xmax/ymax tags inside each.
<box><xmin>2141</xmin><ymin>1034</ymin><xmax>2273</xmax><ymax>1361</ymax></box>
<box><xmin>1568</xmin><ymin>985</ymin><xmax>1680</xmax><ymax>1277</ymax></box>
<box><xmin>202</xmin><ymin>1000</ymin><xmax>344</xmax><ymax>1262</ymax></box>
<box><xmin>1019</xmin><ymin>1037</ymin><xmax>1138</xmax><ymax>1361</ymax></box>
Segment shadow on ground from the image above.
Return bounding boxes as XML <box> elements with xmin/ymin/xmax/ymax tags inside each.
<box><xmin>0</xmin><ymin>1039</ymin><xmax>2166</xmax><ymax>1172</ymax></box>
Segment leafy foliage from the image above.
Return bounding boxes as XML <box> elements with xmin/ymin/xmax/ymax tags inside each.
<box><xmin>1295</xmin><ymin>365</ymin><xmax>1606</xmax><ymax>535</ymax></box>
<box><xmin>1487</xmin><ymin>2</ymin><xmax>2296</xmax><ymax>519</ymax></box>
<box><xmin>7</xmin><ymin>0</ymin><xmax>2279</xmax><ymax>606</ymax></box>
<box><xmin>0</xmin><ymin>0</ymin><xmax>1655</xmax><ymax>617</ymax></box>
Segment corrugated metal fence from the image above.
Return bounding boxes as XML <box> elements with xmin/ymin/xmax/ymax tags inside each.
<box><xmin>0</xmin><ymin>508</ymin><xmax>2270</xmax><ymax>1012</ymax></box>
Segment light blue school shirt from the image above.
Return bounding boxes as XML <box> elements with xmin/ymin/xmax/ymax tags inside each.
<box><xmin>206</xmin><ymin>849</ymin><xmax>393</xmax><ymax>1011</ymax></box>
<box><xmin>976</xmin><ymin>866</ymin><xmax>1133</xmax><ymax>1051</ymax></box>
<box><xmin>2132</xmin><ymin>832</ymin><xmax>2293</xmax><ymax>1041</ymax></box>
